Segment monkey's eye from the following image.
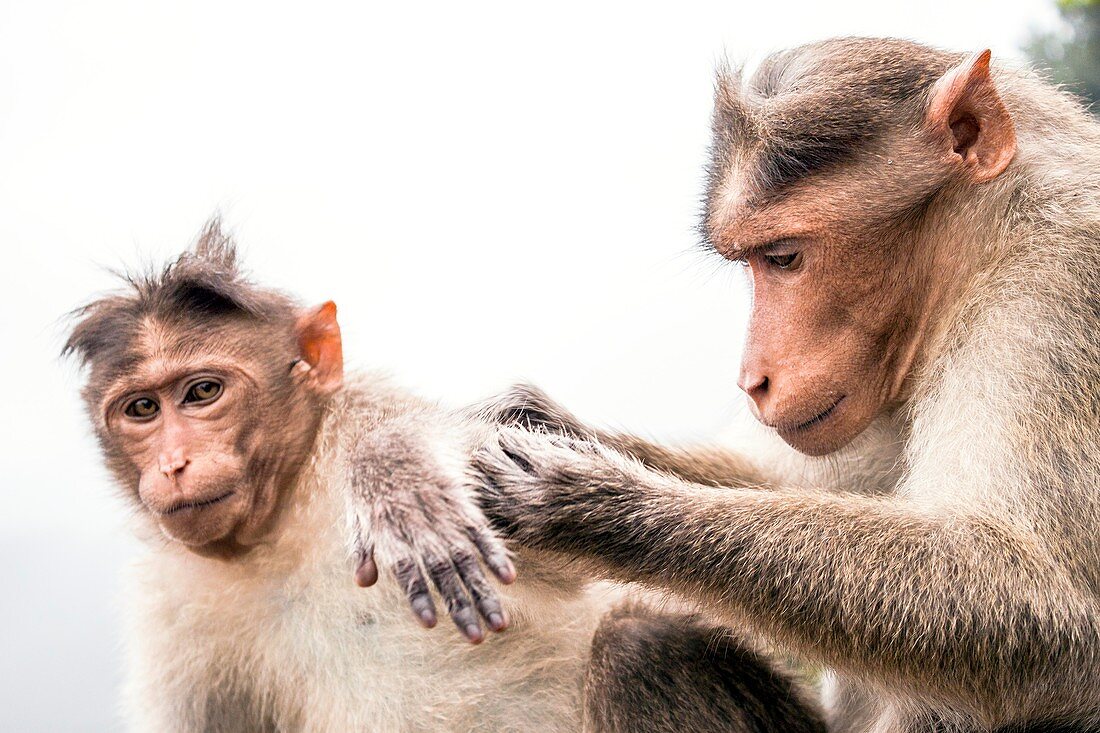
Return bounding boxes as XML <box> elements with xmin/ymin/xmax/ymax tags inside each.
<box><xmin>763</xmin><ymin>251</ymin><xmax>803</xmax><ymax>270</ymax></box>
<box><xmin>124</xmin><ymin>397</ymin><xmax>160</xmax><ymax>419</ymax></box>
<box><xmin>183</xmin><ymin>380</ymin><xmax>223</xmax><ymax>404</ymax></box>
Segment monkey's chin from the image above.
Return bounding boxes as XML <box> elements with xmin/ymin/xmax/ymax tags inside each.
<box><xmin>156</xmin><ymin>493</ymin><xmax>244</xmax><ymax>548</ymax></box>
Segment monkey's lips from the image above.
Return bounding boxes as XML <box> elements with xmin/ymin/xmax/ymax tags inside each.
<box><xmin>773</xmin><ymin>396</ymin><xmax>846</xmax><ymax>440</ymax></box>
<box><xmin>159</xmin><ymin>490</ymin><xmax>236</xmax><ymax>516</ymax></box>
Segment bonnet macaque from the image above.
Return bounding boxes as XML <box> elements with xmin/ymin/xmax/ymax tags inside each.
<box><xmin>65</xmin><ymin>222</ymin><xmax>821</xmax><ymax>732</ymax></box>
<box><xmin>464</xmin><ymin>39</ymin><xmax>1100</xmax><ymax>733</ymax></box>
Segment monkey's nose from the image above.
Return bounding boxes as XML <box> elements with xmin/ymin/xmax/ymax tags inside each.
<box><xmin>737</xmin><ymin>371</ymin><xmax>769</xmax><ymax>406</ymax></box>
<box><xmin>158</xmin><ymin>449</ymin><xmax>190</xmax><ymax>477</ymax></box>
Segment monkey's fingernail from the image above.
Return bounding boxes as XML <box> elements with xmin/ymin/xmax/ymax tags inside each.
<box><xmin>465</xmin><ymin>625</ymin><xmax>484</xmax><ymax>644</ymax></box>
<box><xmin>496</xmin><ymin>562</ymin><xmax>517</xmax><ymax>584</ymax></box>
<box><xmin>487</xmin><ymin>612</ymin><xmax>506</xmax><ymax>632</ymax></box>
<box><xmin>418</xmin><ymin>609</ymin><xmax>437</xmax><ymax>628</ymax></box>
<box><xmin>355</xmin><ymin>562</ymin><xmax>378</xmax><ymax>588</ymax></box>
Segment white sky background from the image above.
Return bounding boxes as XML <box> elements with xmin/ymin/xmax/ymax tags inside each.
<box><xmin>0</xmin><ymin>1</ymin><xmax>1061</xmax><ymax>729</ymax></box>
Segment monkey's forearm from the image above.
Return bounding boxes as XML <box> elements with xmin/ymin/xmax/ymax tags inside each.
<box><xmin>598</xmin><ymin>433</ymin><xmax>772</xmax><ymax>489</ymax></box>
<box><xmin>482</xmin><ymin>441</ymin><xmax>1100</xmax><ymax>708</ymax></box>
<box><xmin>476</xmin><ymin>383</ymin><xmax>769</xmax><ymax>489</ymax></box>
<box><xmin>545</xmin><ymin>481</ymin><xmax>1099</xmax><ymax>704</ymax></box>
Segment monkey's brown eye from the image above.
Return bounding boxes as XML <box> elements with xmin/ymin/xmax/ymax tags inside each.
<box><xmin>763</xmin><ymin>251</ymin><xmax>803</xmax><ymax>270</ymax></box>
<box><xmin>124</xmin><ymin>397</ymin><xmax>160</xmax><ymax>419</ymax></box>
<box><xmin>184</xmin><ymin>380</ymin><xmax>222</xmax><ymax>404</ymax></box>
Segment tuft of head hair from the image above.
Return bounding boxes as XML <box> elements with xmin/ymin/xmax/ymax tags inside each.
<box><xmin>707</xmin><ymin>38</ymin><xmax>962</xmax><ymax>204</ymax></box>
<box><xmin>63</xmin><ymin>216</ymin><xmax>297</xmax><ymax>369</ymax></box>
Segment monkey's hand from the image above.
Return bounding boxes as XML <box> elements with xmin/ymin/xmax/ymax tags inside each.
<box><xmin>346</xmin><ymin>426</ymin><xmax>517</xmax><ymax>644</ymax></box>
<box><xmin>474</xmin><ymin>427</ymin><xmax>650</xmax><ymax>552</ymax></box>
<box><xmin>467</xmin><ymin>382</ymin><xmax>597</xmax><ymax>440</ymax></box>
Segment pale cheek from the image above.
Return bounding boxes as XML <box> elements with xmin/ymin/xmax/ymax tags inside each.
<box><xmin>188</xmin><ymin>411</ymin><xmax>248</xmax><ymax>453</ymax></box>
<box><xmin>112</xmin><ymin>427</ymin><xmax>162</xmax><ymax>478</ymax></box>
<box><xmin>135</xmin><ymin>469</ymin><xmax>168</xmax><ymax>507</ymax></box>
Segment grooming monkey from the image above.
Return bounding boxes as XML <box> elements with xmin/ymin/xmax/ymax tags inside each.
<box><xmin>455</xmin><ymin>39</ymin><xmax>1100</xmax><ymax>733</ymax></box>
<box><xmin>64</xmin><ymin>223</ymin><xmax>823</xmax><ymax>732</ymax></box>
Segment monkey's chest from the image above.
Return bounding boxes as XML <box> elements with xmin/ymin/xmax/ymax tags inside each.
<box><xmin>169</xmin><ymin>564</ymin><xmax>589</xmax><ymax>732</ymax></box>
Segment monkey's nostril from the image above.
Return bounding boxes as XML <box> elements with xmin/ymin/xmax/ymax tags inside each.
<box><xmin>159</xmin><ymin>455</ymin><xmax>190</xmax><ymax>476</ymax></box>
<box><xmin>738</xmin><ymin>372</ymin><xmax>769</xmax><ymax>397</ymax></box>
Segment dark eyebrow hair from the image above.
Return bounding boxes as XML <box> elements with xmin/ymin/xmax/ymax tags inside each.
<box><xmin>705</xmin><ymin>38</ymin><xmax>956</xmax><ymax>212</ymax></box>
<box><xmin>61</xmin><ymin>216</ymin><xmax>303</xmax><ymax>412</ymax></box>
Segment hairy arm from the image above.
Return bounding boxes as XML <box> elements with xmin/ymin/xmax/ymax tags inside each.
<box><xmin>472</xmin><ymin>383</ymin><xmax>772</xmax><ymax>489</ymax></box>
<box><xmin>605</xmin><ymin>435</ymin><xmax>771</xmax><ymax>488</ymax></box>
<box><xmin>337</xmin><ymin>381</ymin><xmax>515</xmax><ymax>643</ymax></box>
<box><xmin>476</xmin><ymin>429</ymin><xmax>1100</xmax><ymax>716</ymax></box>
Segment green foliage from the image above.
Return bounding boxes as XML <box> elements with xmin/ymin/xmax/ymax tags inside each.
<box><xmin>1024</xmin><ymin>0</ymin><xmax>1100</xmax><ymax>111</ymax></box>
<box><xmin>1057</xmin><ymin>0</ymin><xmax>1098</xmax><ymax>10</ymax></box>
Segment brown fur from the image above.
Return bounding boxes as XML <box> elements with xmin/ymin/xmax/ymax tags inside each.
<box><xmin>475</xmin><ymin>38</ymin><xmax>1100</xmax><ymax>732</ymax></box>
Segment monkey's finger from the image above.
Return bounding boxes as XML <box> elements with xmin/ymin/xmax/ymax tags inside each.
<box><xmin>471</xmin><ymin>447</ymin><xmax>530</xmax><ymax>537</ymax></box>
<box><xmin>468</xmin><ymin>525</ymin><xmax>516</xmax><ymax>585</ymax></box>
<box><xmin>496</xmin><ymin>427</ymin><xmax>571</xmax><ymax>476</ymax></box>
<box><xmin>394</xmin><ymin>558</ymin><xmax>437</xmax><ymax>629</ymax></box>
<box><xmin>355</xmin><ymin>544</ymin><xmax>378</xmax><ymax>588</ymax></box>
<box><xmin>453</xmin><ymin>549</ymin><xmax>510</xmax><ymax>633</ymax></box>
<box><xmin>426</xmin><ymin>556</ymin><xmax>484</xmax><ymax>644</ymax></box>
<box><xmin>350</xmin><ymin>515</ymin><xmax>379</xmax><ymax>587</ymax></box>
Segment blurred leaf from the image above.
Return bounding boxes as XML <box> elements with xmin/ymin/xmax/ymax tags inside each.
<box><xmin>1024</xmin><ymin>0</ymin><xmax>1100</xmax><ymax>112</ymax></box>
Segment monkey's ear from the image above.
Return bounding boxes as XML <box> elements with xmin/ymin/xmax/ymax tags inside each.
<box><xmin>924</xmin><ymin>50</ymin><xmax>1016</xmax><ymax>183</ymax></box>
<box><xmin>295</xmin><ymin>301</ymin><xmax>344</xmax><ymax>395</ymax></box>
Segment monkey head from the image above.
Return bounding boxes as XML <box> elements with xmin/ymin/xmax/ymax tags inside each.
<box><xmin>704</xmin><ymin>41</ymin><xmax>1017</xmax><ymax>455</ymax></box>
<box><xmin>64</xmin><ymin>221</ymin><xmax>343</xmax><ymax>552</ymax></box>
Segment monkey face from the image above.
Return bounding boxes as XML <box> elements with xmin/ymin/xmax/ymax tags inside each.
<box><xmin>706</xmin><ymin>150</ymin><xmax>1006</xmax><ymax>456</ymax></box>
<box><xmin>704</xmin><ymin>148</ymin><xmax>948</xmax><ymax>456</ymax></box>
<box><xmin>103</xmin><ymin>362</ymin><xmax>266</xmax><ymax>547</ymax></box>
<box><xmin>66</xmin><ymin>225</ymin><xmax>344</xmax><ymax>553</ymax></box>
<box><xmin>88</xmin><ymin>303</ymin><xmax>343</xmax><ymax>551</ymax></box>
<box><xmin>729</xmin><ymin>211</ymin><xmax>927</xmax><ymax>457</ymax></box>
<box><xmin>705</xmin><ymin>50</ymin><xmax>1016</xmax><ymax>456</ymax></box>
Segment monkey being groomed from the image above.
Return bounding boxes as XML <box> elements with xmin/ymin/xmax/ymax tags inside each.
<box><xmin>63</xmin><ymin>222</ymin><xmax>823</xmax><ymax>733</ymax></box>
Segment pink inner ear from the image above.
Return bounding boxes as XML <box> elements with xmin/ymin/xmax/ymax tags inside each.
<box><xmin>950</xmin><ymin>115</ymin><xmax>980</xmax><ymax>155</ymax></box>
<box><xmin>926</xmin><ymin>50</ymin><xmax>1016</xmax><ymax>182</ymax></box>
<box><xmin>296</xmin><ymin>301</ymin><xmax>344</xmax><ymax>392</ymax></box>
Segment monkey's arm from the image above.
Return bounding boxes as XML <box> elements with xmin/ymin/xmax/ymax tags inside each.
<box><xmin>339</xmin><ymin>386</ymin><xmax>516</xmax><ymax>644</ymax></box>
<box><xmin>474</xmin><ymin>383</ymin><xmax>772</xmax><ymax>489</ymax></box>
<box><xmin>476</xmin><ymin>429</ymin><xmax>1100</xmax><ymax>714</ymax></box>
<box><xmin>601</xmin><ymin>435</ymin><xmax>771</xmax><ymax>488</ymax></box>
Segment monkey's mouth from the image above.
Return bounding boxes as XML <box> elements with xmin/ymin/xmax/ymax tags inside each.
<box><xmin>162</xmin><ymin>491</ymin><xmax>236</xmax><ymax>516</ymax></box>
<box><xmin>777</xmin><ymin>396</ymin><xmax>845</xmax><ymax>436</ymax></box>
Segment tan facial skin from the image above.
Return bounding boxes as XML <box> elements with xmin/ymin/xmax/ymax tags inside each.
<box><xmin>709</xmin><ymin>51</ymin><xmax>1016</xmax><ymax>456</ymax></box>
<box><xmin>100</xmin><ymin>303</ymin><xmax>343</xmax><ymax>553</ymax></box>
